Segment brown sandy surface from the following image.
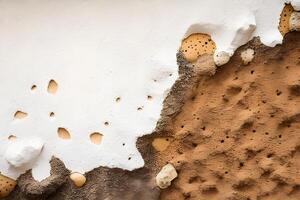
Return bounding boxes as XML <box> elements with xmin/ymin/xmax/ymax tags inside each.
<box><xmin>3</xmin><ymin>32</ymin><xmax>300</xmax><ymax>200</ymax></box>
<box><xmin>158</xmin><ymin>32</ymin><xmax>300</xmax><ymax>200</ymax></box>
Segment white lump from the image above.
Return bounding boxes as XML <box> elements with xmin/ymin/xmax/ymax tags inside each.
<box><xmin>290</xmin><ymin>12</ymin><xmax>300</xmax><ymax>31</ymax></box>
<box><xmin>156</xmin><ymin>164</ymin><xmax>177</xmax><ymax>189</ymax></box>
<box><xmin>241</xmin><ymin>48</ymin><xmax>255</xmax><ymax>65</ymax></box>
<box><xmin>5</xmin><ymin>138</ymin><xmax>44</xmax><ymax>168</ymax></box>
<box><xmin>214</xmin><ymin>51</ymin><xmax>231</xmax><ymax>66</ymax></box>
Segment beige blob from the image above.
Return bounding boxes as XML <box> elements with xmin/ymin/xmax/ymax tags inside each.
<box><xmin>70</xmin><ymin>172</ymin><xmax>86</xmax><ymax>187</ymax></box>
<box><xmin>180</xmin><ymin>33</ymin><xmax>216</xmax><ymax>62</ymax></box>
<box><xmin>279</xmin><ymin>4</ymin><xmax>294</xmax><ymax>35</ymax></box>
<box><xmin>152</xmin><ymin>138</ymin><xmax>171</xmax><ymax>152</ymax></box>
<box><xmin>156</xmin><ymin>164</ymin><xmax>178</xmax><ymax>189</ymax></box>
<box><xmin>14</xmin><ymin>111</ymin><xmax>28</xmax><ymax>119</ymax></box>
<box><xmin>0</xmin><ymin>174</ymin><xmax>16</xmax><ymax>198</ymax></box>
<box><xmin>57</xmin><ymin>127</ymin><xmax>71</xmax><ymax>140</ymax></box>
<box><xmin>289</xmin><ymin>11</ymin><xmax>300</xmax><ymax>31</ymax></box>
<box><xmin>90</xmin><ymin>132</ymin><xmax>103</xmax><ymax>145</ymax></box>
<box><xmin>241</xmin><ymin>48</ymin><xmax>255</xmax><ymax>65</ymax></box>
<box><xmin>47</xmin><ymin>79</ymin><xmax>58</xmax><ymax>94</ymax></box>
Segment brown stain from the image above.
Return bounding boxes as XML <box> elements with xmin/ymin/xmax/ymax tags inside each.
<box><xmin>152</xmin><ymin>138</ymin><xmax>171</xmax><ymax>152</ymax></box>
<box><xmin>47</xmin><ymin>79</ymin><xmax>58</xmax><ymax>94</ymax></box>
<box><xmin>180</xmin><ymin>33</ymin><xmax>216</xmax><ymax>62</ymax></box>
<box><xmin>57</xmin><ymin>127</ymin><xmax>71</xmax><ymax>140</ymax></box>
<box><xmin>14</xmin><ymin>111</ymin><xmax>28</xmax><ymax>119</ymax></box>
<box><xmin>279</xmin><ymin>4</ymin><xmax>294</xmax><ymax>35</ymax></box>
<box><xmin>90</xmin><ymin>132</ymin><xmax>103</xmax><ymax>145</ymax></box>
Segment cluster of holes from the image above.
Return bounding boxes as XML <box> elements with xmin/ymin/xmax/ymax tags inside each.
<box><xmin>180</xmin><ymin>33</ymin><xmax>216</xmax><ymax>62</ymax></box>
<box><xmin>278</xmin><ymin>4</ymin><xmax>294</xmax><ymax>35</ymax></box>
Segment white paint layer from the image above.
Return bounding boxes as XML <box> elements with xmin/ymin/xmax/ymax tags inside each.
<box><xmin>0</xmin><ymin>0</ymin><xmax>289</xmax><ymax>181</ymax></box>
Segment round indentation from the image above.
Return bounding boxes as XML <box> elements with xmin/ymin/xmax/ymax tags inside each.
<box><xmin>115</xmin><ymin>97</ymin><xmax>121</xmax><ymax>102</ymax></box>
<box><xmin>104</xmin><ymin>121</ymin><xmax>109</xmax><ymax>126</ymax></box>
<box><xmin>90</xmin><ymin>132</ymin><xmax>103</xmax><ymax>145</ymax></box>
<box><xmin>57</xmin><ymin>127</ymin><xmax>71</xmax><ymax>140</ymax></box>
<box><xmin>180</xmin><ymin>33</ymin><xmax>216</xmax><ymax>62</ymax></box>
<box><xmin>8</xmin><ymin>135</ymin><xmax>16</xmax><ymax>141</ymax></box>
<box><xmin>137</xmin><ymin>107</ymin><xmax>143</xmax><ymax>111</ymax></box>
<box><xmin>47</xmin><ymin>79</ymin><xmax>58</xmax><ymax>94</ymax></box>
<box><xmin>31</xmin><ymin>85</ymin><xmax>37</xmax><ymax>91</ymax></box>
<box><xmin>14</xmin><ymin>111</ymin><xmax>28</xmax><ymax>119</ymax></box>
<box><xmin>49</xmin><ymin>112</ymin><xmax>55</xmax><ymax>118</ymax></box>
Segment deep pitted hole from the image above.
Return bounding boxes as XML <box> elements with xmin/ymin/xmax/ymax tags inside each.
<box><xmin>252</xmin><ymin>130</ymin><xmax>256</xmax><ymax>133</ymax></box>
<box><xmin>225</xmin><ymin>171</ymin><xmax>228</xmax><ymax>174</ymax></box>
<box><xmin>220</xmin><ymin>140</ymin><xmax>224</xmax><ymax>143</ymax></box>
<box><xmin>49</xmin><ymin>112</ymin><xmax>55</xmax><ymax>117</ymax></box>
<box><xmin>147</xmin><ymin>95</ymin><xmax>153</xmax><ymax>100</ymax></box>
<box><xmin>239</xmin><ymin>162</ymin><xmax>244</xmax><ymax>167</ymax></box>
<box><xmin>104</xmin><ymin>121</ymin><xmax>109</xmax><ymax>126</ymax></box>
<box><xmin>128</xmin><ymin>157</ymin><xmax>132</xmax><ymax>160</ymax></box>
<box><xmin>250</xmin><ymin>70</ymin><xmax>254</xmax><ymax>74</ymax></box>
<box><xmin>267</xmin><ymin>154</ymin><xmax>273</xmax><ymax>158</ymax></box>
<box><xmin>201</xmin><ymin>126</ymin><xmax>206</xmax><ymax>131</ymax></box>
<box><xmin>279</xmin><ymin>135</ymin><xmax>282</xmax><ymax>138</ymax></box>
<box><xmin>276</xmin><ymin>90</ymin><xmax>282</xmax><ymax>96</ymax></box>
<box><xmin>122</xmin><ymin>143</ymin><xmax>125</xmax><ymax>146</ymax></box>
<box><xmin>265</xmin><ymin>132</ymin><xmax>269</xmax><ymax>135</ymax></box>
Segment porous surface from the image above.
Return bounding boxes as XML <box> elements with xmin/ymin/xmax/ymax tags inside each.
<box><xmin>159</xmin><ymin>32</ymin><xmax>300</xmax><ymax>200</ymax></box>
<box><xmin>279</xmin><ymin>4</ymin><xmax>294</xmax><ymax>35</ymax></box>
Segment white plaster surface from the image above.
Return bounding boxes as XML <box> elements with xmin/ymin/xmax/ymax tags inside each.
<box><xmin>0</xmin><ymin>0</ymin><xmax>290</xmax><ymax>181</ymax></box>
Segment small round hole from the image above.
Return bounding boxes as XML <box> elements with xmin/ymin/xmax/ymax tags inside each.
<box><xmin>49</xmin><ymin>112</ymin><xmax>55</xmax><ymax>117</ymax></box>
<box><xmin>116</xmin><ymin>97</ymin><xmax>121</xmax><ymax>102</ymax></box>
<box><xmin>31</xmin><ymin>85</ymin><xmax>37</xmax><ymax>91</ymax></box>
<box><xmin>8</xmin><ymin>135</ymin><xmax>17</xmax><ymax>141</ymax></box>
<box><xmin>104</xmin><ymin>121</ymin><xmax>109</xmax><ymax>126</ymax></box>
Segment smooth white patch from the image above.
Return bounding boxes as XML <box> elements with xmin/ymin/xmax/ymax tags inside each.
<box><xmin>0</xmin><ymin>0</ymin><xmax>287</xmax><ymax>181</ymax></box>
<box><xmin>4</xmin><ymin>138</ymin><xmax>44</xmax><ymax>168</ymax></box>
